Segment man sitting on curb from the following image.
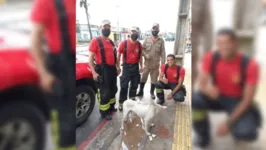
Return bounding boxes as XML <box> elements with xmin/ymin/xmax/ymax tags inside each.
<box><xmin>155</xmin><ymin>54</ymin><xmax>186</xmax><ymax>105</ymax></box>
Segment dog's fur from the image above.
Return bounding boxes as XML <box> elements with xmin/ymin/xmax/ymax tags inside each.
<box><xmin>119</xmin><ymin>97</ymin><xmax>167</xmax><ymax>138</ymax></box>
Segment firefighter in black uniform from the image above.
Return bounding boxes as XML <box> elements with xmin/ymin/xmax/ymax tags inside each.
<box><xmin>117</xmin><ymin>26</ymin><xmax>143</xmax><ymax>111</ymax></box>
<box><xmin>88</xmin><ymin>20</ymin><xmax>119</xmax><ymax>120</ymax></box>
<box><xmin>30</xmin><ymin>0</ymin><xmax>75</xmax><ymax>149</ymax></box>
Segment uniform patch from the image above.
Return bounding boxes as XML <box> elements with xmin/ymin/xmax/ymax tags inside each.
<box><xmin>232</xmin><ymin>73</ymin><xmax>240</xmax><ymax>84</ymax></box>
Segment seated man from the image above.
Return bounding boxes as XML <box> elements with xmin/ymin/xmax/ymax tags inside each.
<box><xmin>155</xmin><ymin>54</ymin><xmax>186</xmax><ymax>105</ymax></box>
<box><xmin>192</xmin><ymin>28</ymin><xmax>262</xmax><ymax>148</ymax></box>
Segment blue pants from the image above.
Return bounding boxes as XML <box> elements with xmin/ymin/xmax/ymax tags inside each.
<box><xmin>192</xmin><ymin>92</ymin><xmax>261</xmax><ymax>142</ymax></box>
<box><xmin>155</xmin><ymin>81</ymin><xmax>185</xmax><ymax>102</ymax></box>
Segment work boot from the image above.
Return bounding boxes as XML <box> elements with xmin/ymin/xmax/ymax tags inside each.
<box><xmin>105</xmin><ymin>114</ymin><xmax>112</xmax><ymax>120</ymax></box>
<box><xmin>110</xmin><ymin>104</ymin><xmax>117</xmax><ymax>112</ymax></box>
<box><xmin>150</xmin><ymin>84</ymin><xmax>156</xmax><ymax>99</ymax></box>
<box><xmin>192</xmin><ymin>119</ymin><xmax>211</xmax><ymax>148</ymax></box>
<box><xmin>110</xmin><ymin>107</ymin><xmax>117</xmax><ymax>112</ymax></box>
<box><xmin>101</xmin><ymin>114</ymin><xmax>112</xmax><ymax>120</ymax></box>
<box><xmin>156</xmin><ymin>99</ymin><xmax>164</xmax><ymax>105</ymax></box>
<box><xmin>137</xmin><ymin>82</ymin><xmax>145</xmax><ymax>97</ymax></box>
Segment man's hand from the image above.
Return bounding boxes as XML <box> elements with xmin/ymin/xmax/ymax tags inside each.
<box><xmin>92</xmin><ymin>72</ymin><xmax>100</xmax><ymax>81</ymax></box>
<box><xmin>216</xmin><ymin>121</ymin><xmax>230</xmax><ymax>137</ymax></box>
<box><xmin>39</xmin><ymin>71</ymin><xmax>56</xmax><ymax>93</ymax></box>
<box><xmin>207</xmin><ymin>85</ymin><xmax>219</xmax><ymax>100</ymax></box>
<box><xmin>145</xmin><ymin>54</ymin><xmax>150</xmax><ymax>59</ymax></box>
<box><xmin>117</xmin><ymin>67</ymin><xmax>121</xmax><ymax>75</ymax></box>
<box><xmin>160</xmin><ymin>79</ymin><xmax>168</xmax><ymax>84</ymax></box>
<box><xmin>167</xmin><ymin>93</ymin><xmax>173</xmax><ymax>100</ymax></box>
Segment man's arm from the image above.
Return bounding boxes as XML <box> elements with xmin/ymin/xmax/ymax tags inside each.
<box><xmin>30</xmin><ymin>23</ymin><xmax>46</xmax><ymax>75</ymax></box>
<box><xmin>160</xmin><ymin>40</ymin><xmax>166</xmax><ymax>65</ymax></box>
<box><xmin>117</xmin><ymin>52</ymin><xmax>122</xmax><ymax>67</ymax></box>
<box><xmin>139</xmin><ymin>55</ymin><xmax>143</xmax><ymax>69</ymax></box>
<box><xmin>159</xmin><ymin>72</ymin><xmax>164</xmax><ymax>82</ymax></box>
<box><xmin>227</xmin><ymin>61</ymin><xmax>259</xmax><ymax>126</ymax></box>
<box><xmin>141</xmin><ymin>38</ymin><xmax>149</xmax><ymax>58</ymax></box>
<box><xmin>228</xmin><ymin>84</ymin><xmax>256</xmax><ymax>126</ymax></box>
<box><xmin>172</xmin><ymin>78</ymin><xmax>184</xmax><ymax>94</ymax></box>
<box><xmin>88</xmin><ymin>51</ymin><xmax>96</xmax><ymax>74</ymax></box>
<box><xmin>117</xmin><ymin>41</ymin><xmax>124</xmax><ymax>68</ymax></box>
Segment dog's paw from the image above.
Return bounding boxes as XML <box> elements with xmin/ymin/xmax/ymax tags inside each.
<box><xmin>149</xmin><ymin>136</ymin><xmax>153</xmax><ymax>141</ymax></box>
<box><xmin>136</xmin><ymin>124</ymin><xmax>140</xmax><ymax>127</ymax></box>
<box><xmin>124</xmin><ymin>131</ymin><xmax>127</xmax><ymax>136</ymax></box>
<box><xmin>150</xmin><ymin>124</ymin><xmax>155</xmax><ymax>127</ymax></box>
<box><xmin>152</xmin><ymin>134</ymin><xmax>156</xmax><ymax>138</ymax></box>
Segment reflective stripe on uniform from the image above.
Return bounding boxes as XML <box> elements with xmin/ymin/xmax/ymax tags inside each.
<box><xmin>51</xmin><ymin>110</ymin><xmax>59</xmax><ymax>149</ymax></box>
<box><xmin>51</xmin><ymin>110</ymin><xmax>75</xmax><ymax>150</ymax></box>
<box><xmin>156</xmin><ymin>89</ymin><xmax>163</xmax><ymax>93</ymax></box>
<box><xmin>97</xmin><ymin>89</ymin><xmax>110</xmax><ymax>111</ymax></box>
<box><xmin>58</xmin><ymin>146</ymin><xmax>76</xmax><ymax>150</ymax></box>
<box><xmin>192</xmin><ymin>109</ymin><xmax>207</xmax><ymax>121</ymax></box>
<box><xmin>109</xmin><ymin>97</ymin><xmax>116</xmax><ymax>104</ymax></box>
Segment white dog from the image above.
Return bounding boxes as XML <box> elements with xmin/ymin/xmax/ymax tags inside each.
<box><xmin>119</xmin><ymin>97</ymin><xmax>167</xmax><ymax>140</ymax></box>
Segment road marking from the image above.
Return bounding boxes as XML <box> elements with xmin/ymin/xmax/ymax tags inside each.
<box><xmin>77</xmin><ymin>112</ymin><xmax>116</xmax><ymax>150</ymax></box>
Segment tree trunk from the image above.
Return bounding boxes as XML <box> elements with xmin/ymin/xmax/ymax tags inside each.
<box><xmin>84</xmin><ymin>5</ymin><xmax>93</xmax><ymax>40</ymax></box>
<box><xmin>191</xmin><ymin>0</ymin><xmax>213</xmax><ymax>88</ymax></box>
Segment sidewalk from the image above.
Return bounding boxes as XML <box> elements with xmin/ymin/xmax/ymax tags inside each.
<box><xmin>79</xmin><ymin>56</ymin><xmax>192</xmax><ymax>150</ymax></box>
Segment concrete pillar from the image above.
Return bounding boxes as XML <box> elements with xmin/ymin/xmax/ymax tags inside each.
<box><xmin>174</xmin><ymin>0</ymin><xmax>191</xmax><ymax>66</ymax></box>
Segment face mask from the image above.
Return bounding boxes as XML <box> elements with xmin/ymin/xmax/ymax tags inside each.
<box><xmin>131</xmin><ymin>33</ymin><xmax>139</xmax><ymax>41</ymax></box>
<box><xmin>102</xmin><ymin>29</ymin><xmax>111</xmax><ymax>37</ymax></box>
<box><xmin>152</xmin><ymin>30</ymin><xmax>159</xmax><ymax>36</ymax></box>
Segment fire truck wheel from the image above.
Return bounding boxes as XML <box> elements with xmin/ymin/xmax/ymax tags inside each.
<box><xmin>76</xmin><ymin>86</ymin><xmax>95</xmax><ymax>127</ymax></box>
<box><xmin>0</xmin><ymin>102</ymin><xmax>46</xmax><ymax>150</ymax></box>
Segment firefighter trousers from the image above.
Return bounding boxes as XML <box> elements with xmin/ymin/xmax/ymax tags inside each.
<box><xmin>95</xmin><ymin>64</ymin><xmax>118</xmax><ymax>116</ymax></box>
<box><xmin>119</xmin><ymin>63</ymin><xmax>140</xmax><ymax>104</ymax></box>
<box><xmin>192</xmin><ymin>92</ymin><xmax>262</xmax><ymax>143</ymax></box>
<box><xmin>140</xmin><ymin>67</ymin><xmax>159</xmax><ymax>84</ymax></box>
<box><xmin>155</xmin><ymin>81</ymin><xmax>186</xmax><ymax>102</ymax></box>
<box><xmin>46</xmin><ymin>53</ymin><xmax>76</xmax><ymax>149</ymax></box>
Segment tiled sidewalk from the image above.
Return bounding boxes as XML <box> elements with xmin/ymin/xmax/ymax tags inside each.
<box><xmin>172</xmin><ymin>72</ymin><xmax>192</xmax><ymax>150</ymax></box>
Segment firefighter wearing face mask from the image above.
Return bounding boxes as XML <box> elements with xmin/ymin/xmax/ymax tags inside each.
<box><xmin>88</xmin><ymin>20</ymin><xmax>119</xmax><ymax>120</ymax></box>
<box><xmin>137</xmin><ymin>23</ymin><xmax>166</xmax><ymax>99</ymax></box>
<box><xmin>117</xmin><ymin>27</ymin><xmax>143</xmax><ymax>111</ymax></box>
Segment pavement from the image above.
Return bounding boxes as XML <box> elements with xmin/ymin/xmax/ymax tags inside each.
<box><xmin>76</xmin><ymin>41</ymin><xmax>192</xmax><ymax>150</ymax></box>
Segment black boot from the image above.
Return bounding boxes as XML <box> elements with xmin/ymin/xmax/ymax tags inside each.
<box><xmin>156</xmin><ymin>99</ymin><xmax>164</xmax><ymax>105</ymax></box>
<box><xmin>150</xmin><ymin>84</ymin><xmax>156</xmax><ymax>99</ymax></box>
<box><xmin>192</xmin><ymin>119</ymin><xmax>211</xmax><ymax>148</ymax></box>
<box><xmin>137</xmin><ymin>82</ymin><xmax>145</xmax><ymax>96</ymax></box>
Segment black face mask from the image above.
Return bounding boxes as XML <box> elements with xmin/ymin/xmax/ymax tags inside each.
<box><xmin>131</xmin><ymin>33</ymin><xmax>138</xmax><ymax>41</ymax></box>
<box><xmin>102</xmin><ymin>29</ymin><xmax>111</xmax><ymax>37</ymax></box>
<box><xmin>152</xmin><ymin>30</ymin><xmax>159</xmax><ymax>36</ymax></box>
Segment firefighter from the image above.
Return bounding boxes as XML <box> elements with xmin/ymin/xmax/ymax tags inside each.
<box><xmin>88</xmin><ymin>20</ymin><xmax>119</xmax><ymax>120</ymax></box>
<box><xmin>117</xmin><ymin>26</ymin><xmax>143</xmax><ymax>111</ymax></box>
<box><xmin>30</xmin><ymin>0</ymin><xmax>75</xmax><ymax>149</ymax></box>
<box><xmin>155</xmin><ymin>54</ymin><xmax>186</xmax><ymax>105</ymax></box>
<box><xmin>137</xmin><ymin>23</ymin><xmax>166</xmax><ymax>99</ymax></box>
<box><xmin>192</xmin><ymin>28</ymin><xmax>262</xmax><ymax>148</ymax></box>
